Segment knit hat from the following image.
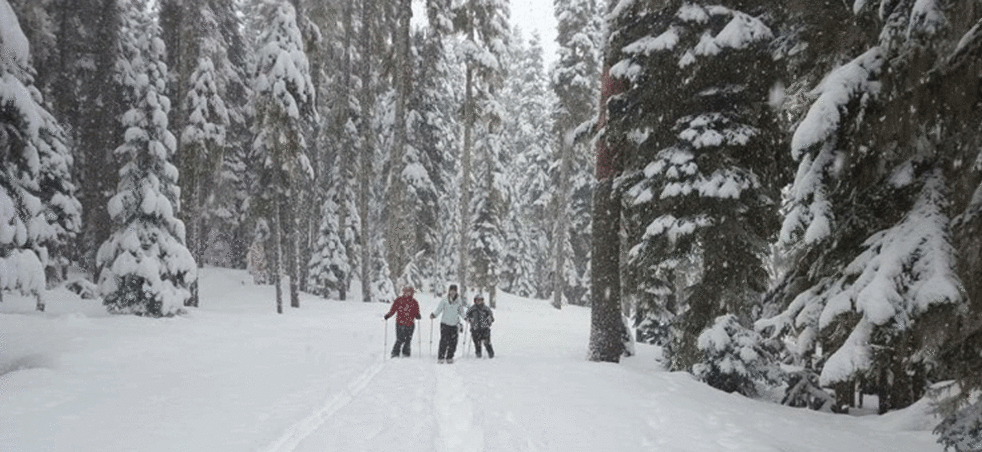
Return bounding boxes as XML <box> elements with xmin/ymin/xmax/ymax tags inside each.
<box><xmin>448</xmin><ymin>284</ymin><xmax>458</xmax><ymax>291</ymax></box>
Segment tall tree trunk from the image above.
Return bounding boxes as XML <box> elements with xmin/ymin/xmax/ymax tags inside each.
<box><xmin>589</xmin><ymin>66</ymin><xmax>625</xmax><ymax>362</ymax></box>
<box><xmin>335</xmin><ymin>0</ymin><xmax>354</xmax><ymax>301</ymax></box>
<box><xmin>459</xmin><ymin>60</ymin><xmax>474</xmax><ymax>300</ymax></box>
<box><xmin>359</xmin><ymin>0</ymin><xmax>373</xmax><ymax>303</ymax></box>
<box><xmin>79</xmin><ymin>0</ymin><xmax>123</xmax><ymax>277</ymax></box>
<box><xmin>188</xmin><ymin>174</ymin><xmax>201</xmax><ymax>307</ymax></box>
<box><xmin>552</xmin><ymin>131</ymin><xmax>572</xmax><ymax>310</ymax></box>
<box><xmin>387</xmin><ymin>0</ymin><xmax>414</xmax><ymax>287</ymax></box>
<box><xmin>294</xmin><ymin>0</ymin><xmax>317</xmax><ymax>296</ymax></box>
<box><xmin>273</xmin><ymin>191</ymin><xmax>284</xmax><ymax>315</ymax></box>
<box><xmin>288</xmin><ymin>183</ymin><xmax>300</xmax><ymax>308</ymax></box>
<box><xmin>161</xmin><ymin>0</ymin><xmax>201</xmax><ymax>307</ymax></box>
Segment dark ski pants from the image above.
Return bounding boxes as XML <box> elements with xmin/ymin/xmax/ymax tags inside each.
<box><xmin>471</xmin><ymin>327</ymin><xmax>494</xmax><ymax>358</ymax></box>
<box><xmin>392</xmin><ymin>323</ymin><xmax>415</xmax><ymax>357</ymax></box>
<box><xmin>438</xmin><ymin>323</ymin><xmax>459</xmax><ymax>360</ymax></box>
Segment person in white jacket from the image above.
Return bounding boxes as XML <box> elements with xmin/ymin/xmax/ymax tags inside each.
<box><xmin>430</xmin><ymin>284</ymin><xmax>466</xmax><ymax>363</ymax></box>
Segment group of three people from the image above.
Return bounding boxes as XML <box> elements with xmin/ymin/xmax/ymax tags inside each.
<box><xmin>383</xmin><ymin>284</ymin><xmax>494</xmax><ymax>363</ymax></box>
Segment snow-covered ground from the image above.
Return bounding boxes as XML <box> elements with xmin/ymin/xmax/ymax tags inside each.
<box><xmin>1</xmin><ymin>268</ymin><xmax>943</xmax><ymax>452</ymax></box>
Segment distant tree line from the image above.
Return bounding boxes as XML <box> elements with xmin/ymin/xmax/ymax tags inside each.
<box><xmin>1</xmin><ymin>0</ymin><xmax>603</xmax><ymax>317</ymax></box>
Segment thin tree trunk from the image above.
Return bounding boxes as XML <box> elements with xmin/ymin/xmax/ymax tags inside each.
<box><xmin>188</xmin><ymin>174</ymin><xmax>201</xmax><ymax>307</ymax></box>
<box><xmin>552</xmin><ymin>131</ymin><xmax>572</xmax><ymax>310</ymax></box>
<box><xmin>336</xmin><ymin>0</ymin><xmax>354</xmax><ymax>301</ymax></box>
<box><xmin>589</xmin><ymin>66</ymin><xmax>625</xmax><ymax>362</ymax></box>
<box><xmin>459</xmin><ymin>60</ymin><xmax>474</xmax><ymax>300</ymax></box>
<box><xmin>288</xmin><ymin>184</ymin><xmax>300</xmax><ymax>308</ymax></box>
<box><xmin>387</xmin><ymin>0</ymin><xmax>414</xmax><ymax>287</ymax></box>
<box><xmin>359</xmin><ymin>0</ymin><xmax>373</xmax><ymax>303</ymax></box>
<box><xmin>294</xmin><ymin>0</ymin><xmax>316</xmax><ymax>296</ymax></box>
<box><xmin>273</xmin><ymin>193</ymin><xmax>284</xmax><ymax>314</ymax></box>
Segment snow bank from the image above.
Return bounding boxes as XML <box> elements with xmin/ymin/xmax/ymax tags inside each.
<box><xmin>0</xmin><ymin>268</ymin><xmax>944</xmax><ymax>452</ymax></box>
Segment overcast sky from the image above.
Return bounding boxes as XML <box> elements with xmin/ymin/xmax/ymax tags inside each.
<box><xmin>412</xmin><ymin>0</ymin><xmax>560</xmax><ymax>69</ymax></box>
<box><xmin>510</xmin><ymin>0</ymin><xmax>559</xmax><ymax>69</ymax></box>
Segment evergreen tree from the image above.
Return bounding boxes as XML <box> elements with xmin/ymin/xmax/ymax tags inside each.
<box><xmin>6</xmin><ymin>0</ymin><xmax>57</xmax><ymax>91</ymax></box>
<box><xmin>0</xmin><ymin>0</ymin><xmax>82</xmax><ymax>310</ymax></box>
<box><xmin>303</xmin><ymin>0</ymin><xmax>357</xmax><ymax>299</ymax></box>
<box><xmin>307</xmin><ymin>167</ymin><xmax>350</xmax><ymax>298</ymax></box>
<box><xmin>407</xmin><ymin>28</ymin><xmax>460</xmax><ymax>292</ymax></box>
<box><xmin>589</xmin><ymin>0</ymin><xmax>629</xmax><ymax>363</ymax></box>
<box><xmin>451</xmin><ymin>0</ymin><xmax>510</xmax><ymax>301</ymax></box>
<box><xmin>384</xmin><ymin>0</ymin><xmax>417</xmax><ymax>289</ymax></box>
<box><xmin>499</xmin><ymin>31</ymin><xmax>553</xmax><ymax>299</ymax></box>
<box><xmin>757</xmin><ymin>0</ymin><xmax>979</xmax><ymax>420</ymax></box>
<box><xmin>551</xmin><ymin>0</ymin><xmax>602</xmax><ymax>308</ymax></box>
<box><xmin>96</xmin><ymin>0</ymin><xmax>196</xmax><ymax>316</ymax></box>
<box><xmin>189</xmin><ymin>0</ymin><xmax>252</xmax><ymax>271</ymax></box>
<box><xmin>469</xmin><ymin>113</ymin><xmax>506</xmax><ymax>305</ymax></box>
<box><xmin>694</xmin><ymin>314</ymin><xmax>782</xmax><ymax>396</ymax></box>
<box><xmin>160</xmin><ymin>0</ymin><xmax>243</xmax><ymax>296</ymax></box>
<box><xmin>251</xmin><ymin>0</ymin><xmax>316</xmax><ymax>313</ymax></box>
<box><xmin>605</xmin><ymin>0</ymin><xmax>782</xmax><ymax>374</ymax></box>
<box><xmin>50</xmin><ymin>0</ymin><xmax>125</xmax><ymax>274</ymax></box>
<box><xmin>356</xmin><ymin>0</ymin><xmax>376</xmax><ymax>303</ymax></box>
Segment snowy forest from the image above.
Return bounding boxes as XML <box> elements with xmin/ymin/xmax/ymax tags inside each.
<box><xmin>1</xmin><ymin>0</ymin><xmax>981</xmax><ymax>449</ymax></box>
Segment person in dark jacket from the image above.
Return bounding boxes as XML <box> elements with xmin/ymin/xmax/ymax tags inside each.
<box><xmin>465</xmin><ymin>294</ymin><xmax>495</xmax><ymax>358</ymax></box>
<box><xmin>384</xmin><ymin>286</ymin><xmax>421</xmax><ymax>357</ymax></box>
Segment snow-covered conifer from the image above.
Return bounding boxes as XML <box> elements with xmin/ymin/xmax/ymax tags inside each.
<box><xmin>608</xmin><ymin>0</ymin><xmax>782</xmax><ymax>371</ymax></box>
<box><xmin>551</xmin><ymin>0</ymin><xmax>602</xmax><ymax>307</ymax></box>
<box><xmin>0</xmin><ymin>0</ymin><xmax>81</xmax><ymax>310</ymax></box>
<box><xmin>758</xmin><ymin>0</ymin><xmax>977</xmax><ymax>416</ymax></box>
<box><xmin>406</xmin><ymin>28</ymin><xmax>461</xmax><ymax>292</ymax></box>
<box><xmin>251</xmin><ymin>0</ymin><xmax>315</xmax><ymax>312</ymax></box>
<box><xmin>695</xmin><ymin>314</ymin><xmax>782</xmax><ymax>396</ymax></box>
<box><xmin>96</xmin><ymin>0</ymin><xmax>195</xmax><ymax>316</ymax></box>
<box><xmin>499</xmin><ymin>31</ymin><xmax>553</xmax><ymax>300</ymax></box>
<box><xmin>307</xmin><ymin>178</ymin><xmax>350</xmax><ymax>298</ymax></box>
<box><xmin>451</xmin><ymin>0</ymin><xmax>510</xmax><ymax>300</ymax></box>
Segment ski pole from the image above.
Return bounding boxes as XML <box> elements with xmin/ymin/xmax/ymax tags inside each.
<box><xmin>429</xmin><ymin>318</ymin><xmax>434</xmax><ymax>358</ymax></box>
<box><xmin>384</xmin><ymin>318</ymin><xmax>389</xmax><ymax>358</ymax></box>
<box><xmin>417</xmin><ymin>319</ymin><xmax>422</xmax><ymax>359</ymax></box>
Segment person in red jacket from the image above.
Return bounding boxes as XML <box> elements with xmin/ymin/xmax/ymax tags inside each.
<box><xmin>384</xmin><ymin>286</ymin><xmax>422</xmax><ymax>358</ymax></box>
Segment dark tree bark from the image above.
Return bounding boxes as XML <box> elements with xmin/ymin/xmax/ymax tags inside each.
<box><xmin>272</xmin><ymin>191</ymin><xmax>284</xmax><ymax>315</ymax></box>
<box><xmin>359</xmin><ymin>0</ymin><xmax>374</xmax><ymax>303</ymax></box>
<box><xmin>335</xmin><ymin>0</ymin><xmax>354</xmax><ymax>301</ymax></box>
<box><xmin>287</xmin><ymin>187</ymin><xmax>300</xmax><ymax>308</ymax></box>
<box><xmin>552</xmin><ymin>133</ymin><xmax>572</xmax><ymax>310</ymax></box>
<box><xmin>458</xmin><ymin>48</ymin><xmax>473</xmax><ymax>301</ymax></box>
<box><xmin>589</xmin><ymin>66</ymin><xmax>625</xmax><ymax>363</ymax></box>
<box><xmin>386</xmin><ymin>0</ymin><xmax>415</xmax><ymax>286</ymax></box>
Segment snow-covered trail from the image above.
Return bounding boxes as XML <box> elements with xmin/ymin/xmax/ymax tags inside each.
<box><xmin>1</xmin><ymin>268</ymin><xmax>943</xmax><ymax>452</ymax></box>
<box><xmin>273</xmin><ymin>290</ymin><xmax>941</xmax><ymax>452</ymax></box>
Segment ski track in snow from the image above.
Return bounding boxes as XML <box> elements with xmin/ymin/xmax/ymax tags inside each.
<box><xmin>261</xmin><ymin>358</ymin><xmax>384</xmax><ymax>452</ymax></box>
<box><xmin>433</xmin><ymin>363</ymin><xmax>485</xmax><ymax>452</ymax></box>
